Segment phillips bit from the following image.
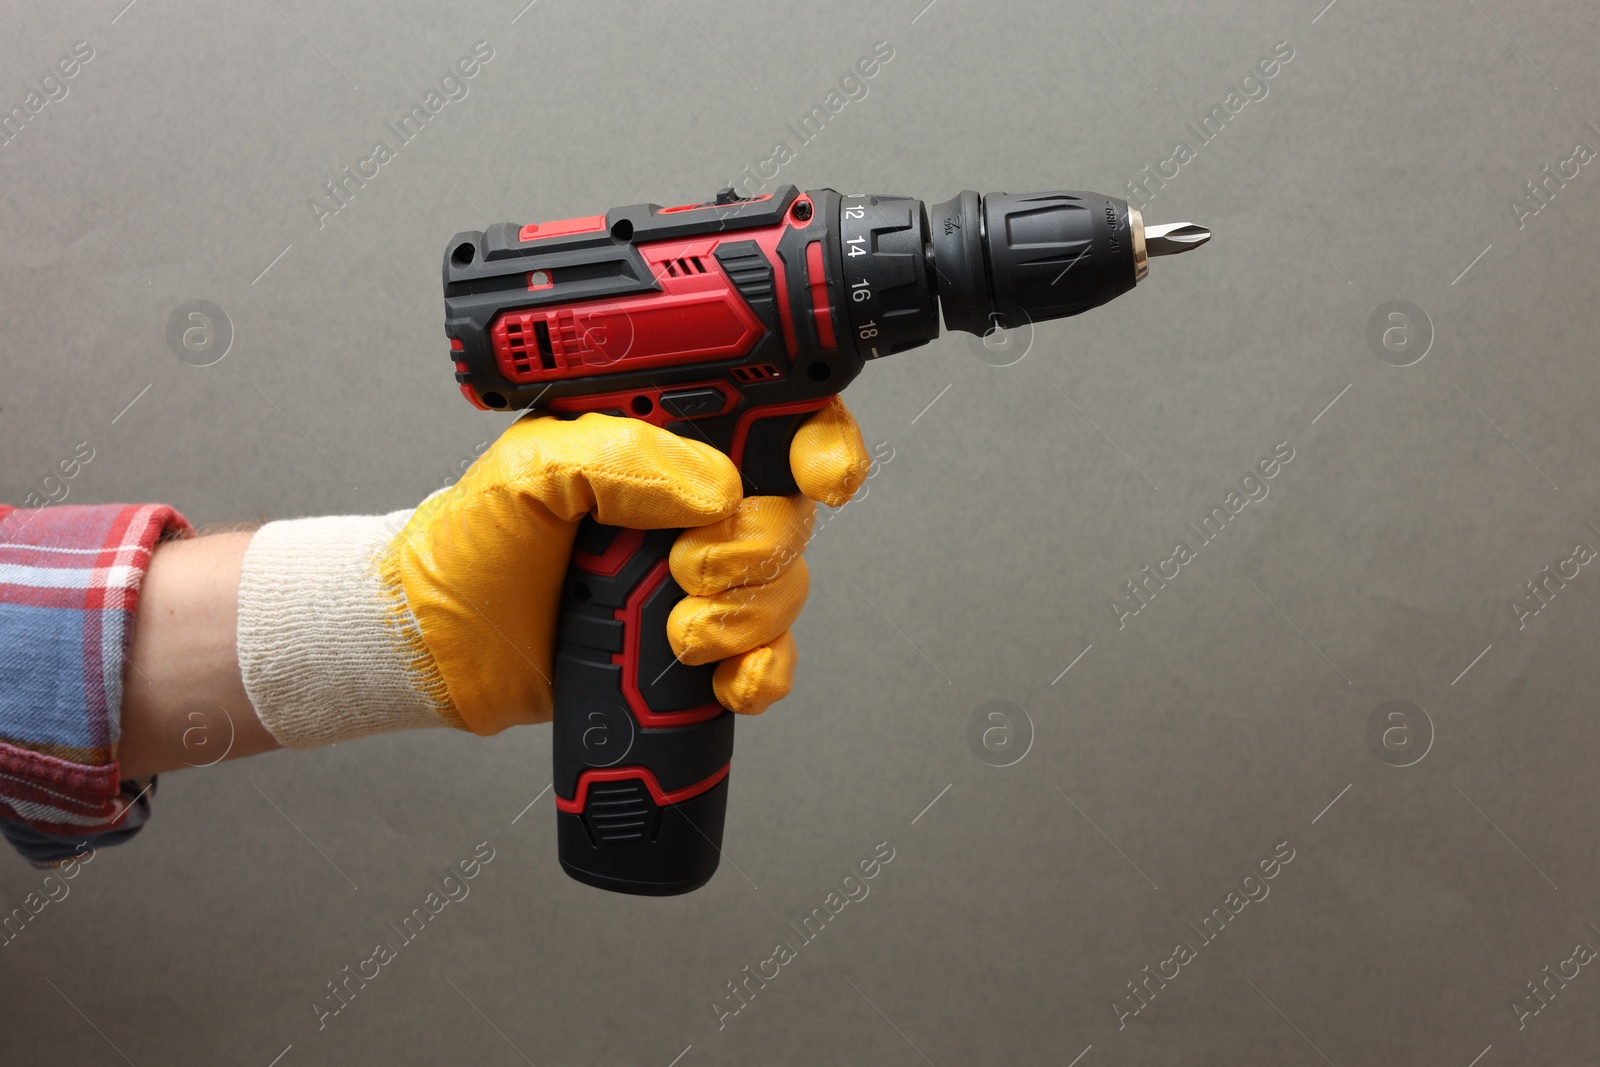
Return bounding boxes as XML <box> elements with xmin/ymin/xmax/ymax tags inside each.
<box><xmin>1144</xmin><ymin>221</ymin><xmax>1211</xmax><ymax>256</ymax></box>
<box><xmin>1130</xmin><ymin>211</ymin><xmax>1211</xmax><ymax>282</ymax></box>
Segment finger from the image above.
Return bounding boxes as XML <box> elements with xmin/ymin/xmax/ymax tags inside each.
<box><xmin>670</xmin><ymin>494</ymin><xmax>816</xmax><ymax>597</ymax></box>
<box><xmin>475</xmin><ymin>412</ymin><xmax>742</xmax><ymax>529</ymax></box>
<box><xmin>667</xmin><ymin>557</ymin><xmax>809</xmax><ymax>665</ymax></box>
<box><xmin>713</xmin><ymin>630</ymin><xmax>798</xmax><ymax>715</ymax></box>
<box><xmin>790</xmin><ymin>397</ymin><xmax>870</xmax><ymax>507</ymax></box>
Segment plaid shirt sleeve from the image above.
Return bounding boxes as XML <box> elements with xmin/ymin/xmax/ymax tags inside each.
<box><xmin>0</xmin><ymin>502</ymin><xmax>191</xmax><ymax>867</ymax></box>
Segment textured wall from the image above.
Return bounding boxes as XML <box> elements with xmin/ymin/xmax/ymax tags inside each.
<box><xmin>3</xmin><ymin>1</ymin><xmax>1599</xmax><ymax>1064</ymax></box>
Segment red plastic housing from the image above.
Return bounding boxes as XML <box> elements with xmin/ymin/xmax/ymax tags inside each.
<box><xmin>487</xmin><ymin>226</ymin><xmax>801</xmax><ymax>385</ymax></box>
<box><xmin>517</xmin><ymin>214</ymin><xmax>606</xmax><ymax>242</ymax></box>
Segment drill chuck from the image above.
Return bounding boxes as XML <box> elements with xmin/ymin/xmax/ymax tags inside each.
<box><xmin>839</xmin><ymin>188</ymin><xmax>1211</xmax><ymax>348</ymax></box>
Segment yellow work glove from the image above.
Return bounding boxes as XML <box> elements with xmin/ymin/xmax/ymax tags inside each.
<box><xmin>380</xmin><ymin>398</ymin><xmax>868</xmax><ymax>735</ymax></box>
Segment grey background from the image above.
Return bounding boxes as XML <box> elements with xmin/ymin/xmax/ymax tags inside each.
<box><xmin>2</xmin><ymin>0</ymin><xmax>1598</xmax><ymax>1064</ymax></box>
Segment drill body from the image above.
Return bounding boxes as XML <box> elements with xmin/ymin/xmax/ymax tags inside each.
<box><xmin>441</xmin><ymin>183</ymin><xmax>1204</xmax><ymax>895</ymax></box>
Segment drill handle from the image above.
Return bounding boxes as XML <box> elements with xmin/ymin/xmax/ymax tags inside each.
<box><xmin>550</xmin><ymin>400</ymin><xmax>828</xmax><ymax>895</ymax></box>
<box><xmin>552</xmin><ymin>521</ymin><xmax>733</xmax><ymax>895</ymax></box>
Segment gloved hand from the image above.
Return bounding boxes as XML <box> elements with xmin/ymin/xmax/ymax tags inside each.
<box><xmin>236</xmin><ymin>399</ymin><xmax>868</xmax><ymax>749</ymax></box>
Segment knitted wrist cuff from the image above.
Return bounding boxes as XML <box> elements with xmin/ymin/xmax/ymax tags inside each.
<box><xmin>237</xmin><ymin>511</ymin><xmax>461</xmax><ymax>750</ymax></box>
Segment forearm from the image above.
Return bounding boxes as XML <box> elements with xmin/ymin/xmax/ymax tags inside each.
<box><xmin>118</xmin><ymin>531</ymin><xmax>280</xmax><ymax>778</ymax></box>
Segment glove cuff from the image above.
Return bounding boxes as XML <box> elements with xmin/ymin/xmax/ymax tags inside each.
<box><xmin>237</xmin><ymin>511</ymin><xmax>464</xmax><ymax>750</ymax></box>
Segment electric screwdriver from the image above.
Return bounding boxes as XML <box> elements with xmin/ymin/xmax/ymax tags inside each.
<box><xmin>440</xmin><ymin>184</ymin><xmax>1208</xmax><ymax>895</ymax></box>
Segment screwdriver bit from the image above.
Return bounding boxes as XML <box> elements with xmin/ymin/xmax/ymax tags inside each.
<box><xmin>1143</xmin><ymin>221</ymin><xmax>1211</xmax><ymax>256</ymax></box>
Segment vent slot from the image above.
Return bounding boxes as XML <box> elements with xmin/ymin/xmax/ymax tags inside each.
<box><xmin>533</xmin><ymin>320</ymin><xmax>554</xmax><ymax>370</ymax></box>
<box><xmin>730</xmin><ymin>363</ymin><xmax>783</xmax><ymax>383</ymax></box>
<box><xmin>662</xmin><ymin>256</ymin><xmax>705</xmax><ymax>278</ymax></box>
<box><xmin>506</xmin><ymin>321</ymin><xmax>532</xmax><ymax>375</ymax></box>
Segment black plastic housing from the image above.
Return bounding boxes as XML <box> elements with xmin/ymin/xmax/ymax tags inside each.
<box><xmin>929</xmin><ymin>189</ymin><xmax>1138</xmax><ymax>332</ymax></box>
<box><xmin>836</xmin><ymin>193</ymin><xmax>940</xmax><ymax>359</ymax></box>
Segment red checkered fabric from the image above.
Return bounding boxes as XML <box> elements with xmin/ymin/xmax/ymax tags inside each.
<box><xmin>0</xmin><ymin>503</ymin><xmax>190</xmax><ymax>865</ymax></box>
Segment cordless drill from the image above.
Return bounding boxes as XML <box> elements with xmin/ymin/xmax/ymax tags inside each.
<box><xmin>440</xmin><ymin>184</ymin><xmax>1208</xmax><ymax>895</ymax></box>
